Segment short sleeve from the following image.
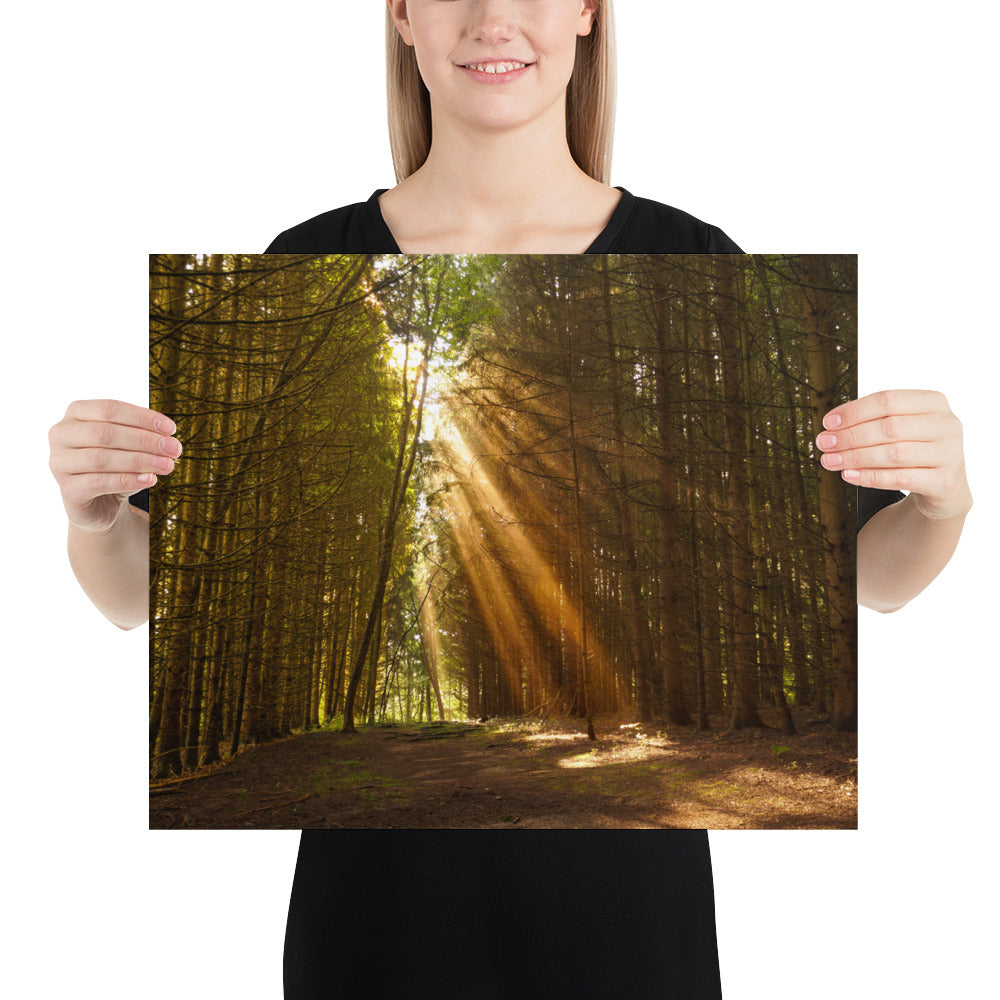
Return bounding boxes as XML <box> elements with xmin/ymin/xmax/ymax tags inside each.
<box><xmin>857</xmin><ymin>486</ymin><xmax>904</xmax><ymax>532</ymax></box>
<box><xmin>129</xmin><ymin>489</ymin><xmax>149</xmax><ymax>512</ymax></box>
<box><xmin>264</xmin><ymin>232</ymin><xmax>289</xmax><ymax>253</ymax></box>
<box><xmin>706</xmin><ymin>225</ymin><xmax>743</xmax><ymax>253</ymax></box>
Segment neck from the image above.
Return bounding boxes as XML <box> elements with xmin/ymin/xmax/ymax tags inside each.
<box><xmin>380</xmin><ymin>94</ymin><xmax>618</xmax><ymax>253</ymax></box>
<box><xmin>407</xmin><ymin>102</ymin><xmax>592</xmax><ymax>222</ymax></box>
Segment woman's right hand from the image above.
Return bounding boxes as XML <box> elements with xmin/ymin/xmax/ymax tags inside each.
<box><xmin>48</xmin><ymin>399</ymin><xmax>181</xmax><ymax>533</ymax></box>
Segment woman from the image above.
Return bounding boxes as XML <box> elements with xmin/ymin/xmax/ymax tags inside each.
<box><xmin>48</xmin><ymin>2</ymin><xmax>971</xmax><ymax>997</ymax></box>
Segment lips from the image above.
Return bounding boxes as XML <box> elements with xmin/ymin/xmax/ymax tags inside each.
<box><xmin>457</xmin><ymin>59</ymin><xmax>534</xmax><ymax>85</ymax></box>
<box><xmin>460</xmin><ymin>60</ymin><xmax>530</xmax><ymax>74</ymax></box>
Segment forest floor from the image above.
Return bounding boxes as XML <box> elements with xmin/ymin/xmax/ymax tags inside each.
<box><xmin>149</xmin><ymin>708</ymin><xmax>857</xmax><ymax>830</ymax></box>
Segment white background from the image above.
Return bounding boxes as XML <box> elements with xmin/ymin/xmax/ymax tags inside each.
<box><xmin>5</xmin><ymin>2</ymin><xmax>997</xmax><ymax>998</ymax></box>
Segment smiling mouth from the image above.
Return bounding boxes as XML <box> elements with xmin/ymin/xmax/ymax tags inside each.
<box><xmin>460</xmin><ymin>61</ymin><xmax>531</xmax><ymax>74</ymax></box>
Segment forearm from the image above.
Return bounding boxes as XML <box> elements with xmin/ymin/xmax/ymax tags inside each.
<box><xmin>857</xmin><ymin>492</ymin><xmax>971</xmax><ymax>613</ymax></box>
<box><xmin>67</xmin><ymin>506</ymin><xmax>149</xmax><ymax>629</ymax></box>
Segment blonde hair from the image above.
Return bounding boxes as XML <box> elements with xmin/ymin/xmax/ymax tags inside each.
<box><xmin>385</xmin><ymin>1</ymin><xmax>617</xmax><ymax>184</ymax></box>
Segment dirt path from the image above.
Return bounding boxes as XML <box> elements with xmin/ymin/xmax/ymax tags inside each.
<box><xmin>150</xmin><ymin>710</ymin><xmax>856</xmax><ymax>830</ymax></box>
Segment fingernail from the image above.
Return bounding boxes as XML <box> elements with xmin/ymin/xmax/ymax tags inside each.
<box><xmin>138</xmin><ymin>473</ymin><xmax>155</xmax><ymax>484</ymax></box>
<box><xmin>817</xmin><ymin>433</ymin><xmax>837</xmax><ymax>449</ymax></box>
<box><xmin>155</xmin><ymin>417</ymin><xmax>176</xmax><ymax>434</ymax></box>
<box><xmin>155</xmin><ymin>456</ymin><xmax>173</xmax><ymax>473</ymax></box>
<box><xmin>823</xmin><ymin>453</ymin><xmax>844</xmax><ymax>468</ymax></box>
<box><xmin>843</xmin><ymin>469</ymin><xmax>860</xmax><ymax>480</ymax></box>
<box><xmin>824</xmin><ymin>413</ymin><xmax>842</xmax><ymax>429</ymax></box>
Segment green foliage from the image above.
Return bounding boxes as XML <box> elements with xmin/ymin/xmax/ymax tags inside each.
<box><xmin>305</xmin><ymin>760</ymin><xmax>408</xmax><ymax>798</ymax></box>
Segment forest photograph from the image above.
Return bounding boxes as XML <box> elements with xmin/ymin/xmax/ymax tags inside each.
<box><xmin>149</xmin><ymin>253</ymin><xmax>859</xmax><ymax>830</ymax></box>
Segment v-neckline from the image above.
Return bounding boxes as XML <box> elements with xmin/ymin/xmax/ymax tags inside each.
<box><xmin>367</xmin><ymin>187</ymin><xmax>635</xmax><ymax>254</ymax></box>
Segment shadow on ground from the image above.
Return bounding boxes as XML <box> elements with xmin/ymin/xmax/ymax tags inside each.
<box><xmin>149</xmin><ymin>708</ymin><xmax>857</xmax><ymax>830</ymax></box>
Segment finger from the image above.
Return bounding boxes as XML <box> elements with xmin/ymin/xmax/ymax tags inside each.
<box><xmin>840</xmin><ymin>466</ymin><xmax>935</xmax><ymax>493</ymax></box>
<box><xmin>64</xmin><ymin>399</ymin><xmax>177</xmax><ymax>435</ymax></box>
<box><xmin>815</xmin><ymin>411</ymin><xmax>942</xmax><ymax>454</ymax></box>
<box><xmin>52</xmin><ymin>447</ymin><xmax>177</xmax><ymax>478</ymax></box>
<box><xmin>820</xmin><ymin>440</ymin><xmax>949</xmax><ymax>473</ymax></box>
<box><xmin>63</xmin><ymin>471</ymin><xmax>158</xmax><ymax>504</ymax></box>
<box><xmin>61</xmin><ymin>420</ymin><xmax>182</xmax><ymax>459</ymax></box>
<box><xmin>823</xmin><ymin>389</ymin><xmax>948</xmax><ymax>431</ymax></box>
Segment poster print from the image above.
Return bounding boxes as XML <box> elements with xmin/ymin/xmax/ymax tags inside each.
<box><xmin>149</xmin><ymin>254</ymin><xmax>858</xmax><ymax>830</ymax></box>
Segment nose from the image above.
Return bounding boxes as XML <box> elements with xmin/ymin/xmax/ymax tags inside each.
<box><xmin>467</xmin><ymin>0</ymin><xmax>517</xmax><ymax>46</ymax></box>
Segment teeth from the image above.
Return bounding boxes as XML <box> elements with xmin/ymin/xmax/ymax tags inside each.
<box><xmin>466</xmin><ymin>61</ymin><xmax>526</xmax><ymax>74</ymax></box>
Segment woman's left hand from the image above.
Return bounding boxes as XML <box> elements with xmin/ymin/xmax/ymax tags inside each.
<box><xmin>816</xmin><ymin>389</ymin><xmax>972</xmax><ymax>521</ymax></box>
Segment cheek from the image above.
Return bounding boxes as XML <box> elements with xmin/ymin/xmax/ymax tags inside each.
<box><xmin>408</xmin><ymin>31</ymin><xmax>446</xmax><ymax>90</ymax></box>
<box><xmin>534</xmin><ymin>8</ymin><xmax>586</xmax><ymax>68</ymax></box>
<box><xmin>407</xmin><ymin>10</ymin><xmax>447</xmax><ymax>54</ymax></box>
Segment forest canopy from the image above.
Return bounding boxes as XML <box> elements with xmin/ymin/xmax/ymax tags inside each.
<box><xmin>149</xmin><ymin>254</ymin><xmax>858</xmax><ymax>779</ymax></box>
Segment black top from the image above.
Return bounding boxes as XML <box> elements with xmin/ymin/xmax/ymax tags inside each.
<box><xmin>858</xmin><ymin>484</ymin><xmax>906</xmax><ymax>531</ymax></box>
<box><xmin>264</xmin><ymin>186</ymin><xmax>744</xmax><ymax>254</ymax></box>
<box><xmin>138</xmin><ymin>194</ymin><xmax>903</xmax><ymax>999</ymax></box>
<box><xmin>285</xmin><ymin>829</ymin><xmax>724</xmax><ymax>999</ymax></box>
